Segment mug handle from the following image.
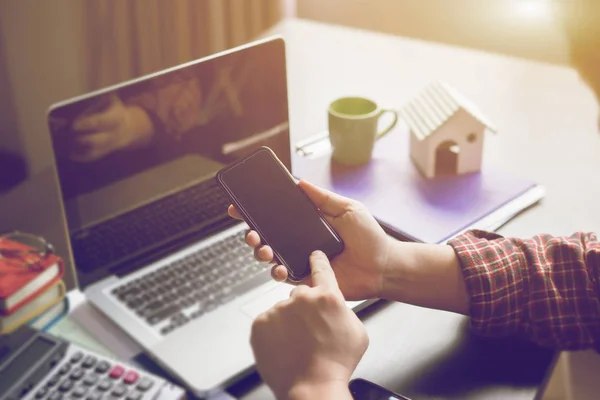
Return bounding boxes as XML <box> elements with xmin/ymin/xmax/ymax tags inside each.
<box><xmin>377</xmin><ymin>109</ymin><xmax>399</xmax><ymax>139</ymax></box>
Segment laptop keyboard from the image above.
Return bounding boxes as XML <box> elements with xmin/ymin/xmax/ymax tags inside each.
<box><xmin>72</xmin><ymin>178</ymin><xmax>230</xmax><ymax>272</ymax></box>
<box><xmin>111</xmin><ymin>229</ymin><xmax>271</xmax><ymax>336</ymax></box>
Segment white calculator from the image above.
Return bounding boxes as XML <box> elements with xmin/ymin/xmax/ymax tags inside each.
<box><xmin>0</xmin><ymin>326</ymin><xmax>186</xmax><ymax>400</ymax></box>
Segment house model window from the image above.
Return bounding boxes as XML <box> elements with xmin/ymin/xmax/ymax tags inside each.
<box><xmin>399</xmin><ymin>81</ymin><xmax>497</xmax><ymax>178</ymax></box>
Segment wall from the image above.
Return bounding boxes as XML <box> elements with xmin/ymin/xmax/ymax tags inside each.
<box><xmin>0</xmin><ymin>0</ymin><xmax>87</xmax><ymax>176</ymax></box>
<box><xmin>0</xmin><ymin>29</ymin><xmax>21</xmax><ymax>155</ymax></box>
<box><xmin>297</xmin><ymin>0</ymin><xmax>570</xmax><ymax>65</ymax></box>
<box><xmin>0</xmin><ymin>0</ymin><xmax>289</xmax><ymax>178</ymax></box>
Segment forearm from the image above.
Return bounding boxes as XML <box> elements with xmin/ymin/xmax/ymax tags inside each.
<box><xmin>450</xmin><ymin>230</ymin><xmax>600</xmax><ymax>351</ymax></box>
<box><xmin>287</xmin><ymin>381</ymin><xmax>352</xmax><ymax>400</ymax></box>
<box><xmin>381</xmin><ymin>230</ymin><xmax>600</xmax><ymax>351</ymax></box>
<box><xmin>381</xmin><ymin>237</ymin><xmax>470</xmax><ymax>315</ymax></box>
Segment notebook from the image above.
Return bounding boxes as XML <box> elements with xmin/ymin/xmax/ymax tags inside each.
<box><xmin>293</xmin><ymin>125</ymin><xmax>545</xmax><ymax>244</ymax></box>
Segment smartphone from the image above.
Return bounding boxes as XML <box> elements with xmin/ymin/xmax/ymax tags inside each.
<box><xmin>349</xmin><ymin>378</ymin><xmax>412</xmax><ymax>400</ymax></box>
<box><xmin>216</xmin><ymin>146</ymin><xmax>344</xmax><ymax>281</ymax></box>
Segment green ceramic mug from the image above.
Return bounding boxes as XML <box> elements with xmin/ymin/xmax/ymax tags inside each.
<box><xmin>328</xmin><ymin>97</ymin><xmax>398</xmax><ymax>165</ymax></box>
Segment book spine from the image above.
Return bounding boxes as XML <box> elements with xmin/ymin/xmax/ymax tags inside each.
<box><xmin>0</xmin><ymin>281</ymin><xmax>66</xmax><ymax>334</ymax></box>
<box><xmin>28</xmin><ymin>296</ymin><xmax>70</xmax><ymax>332</ymax></box>
<box><xmin>0</xmin><ymin>259</ymin><xmax>65</xmax><ymax>316</ymax></box>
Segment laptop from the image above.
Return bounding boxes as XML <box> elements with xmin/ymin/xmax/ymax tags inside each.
<box><xmin>47</xmin><ymin>37</ymin><xmax>371</xmax><ymax>396</ymax></box>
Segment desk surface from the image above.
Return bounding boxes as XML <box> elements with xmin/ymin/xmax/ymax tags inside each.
<box><xmin>236</xmin><ymin>18</ymin><xmax>600</xmax><ymax>400</ymax></box>
<box><xmin>4</xmin><ymin>17</ymin><xmax>600</xmax><ymax>400</ymax></box>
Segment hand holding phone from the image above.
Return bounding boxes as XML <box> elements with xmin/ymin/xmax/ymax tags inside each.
<box><xmin>217</xmin><ymin>147</ymin><xmax>344</xmax><ymax>281</ymax></box>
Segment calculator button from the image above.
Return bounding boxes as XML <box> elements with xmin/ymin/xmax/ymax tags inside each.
<box><xmin>123</xmin><ymin>370</ymin><xmax>139</xmax><ymax>385</ymax></box>
<box><xmin>35</xmin><ymin>387</ymin><xmax>48</xmax><ymax>399</ymax></box>
<box><xmin>111</xmin><ymin>384</ymin><xmax>128</xmax><ymax>398</ymax></box>
<box><xmin>83</xmin><ymin>374</ymin><xmax>99</xmax><ymax>386</ymax></box>
<box><xmin>48</xmin><ymin>392</ymin><xmax>63</xmax><ymax>400</ymax></box>
<box><xmin>82</xmin><ymin>355</ymin><xmax>97</xmax><ymax>369</ymax></box>
<box><xmin>126</xmin><ymin>391</ymin><xmax>142</xmax><ymax>400</ymax></box>
<box><xmin>72</xmin><ymin>386</ymin><xmax>88</xmax><ymax>398</ymax></box>
<box><xmin>136</xmin><ymin>377</ymin><xmax>153</xmax><ymax>392</ymax></box>
<box><xmin>51</xmin><ymin>353</ymin><xmax>64</xmax><ymax>368</ymax></box>
<box><xmin>59</xmin><ymin>379</ymin><xmax>74</xmax><ymax>393</ymax></box>
<box><xmin>70</xmin><ymin>368</ymin><xmax>85</xmax><ymax>381</ymax></box>
<box><xmin>97</xmin><ymin>379</ymin><xmax>113</xmax><ymax>392</ymax></box>
<box><xmin>70</xmin><ymin>352</ymin><xmax>84</xmax><ymax>363</ymax></box>
<box><xmin>47</xmin><ymin>374</ymin><xmax>61</xmax><ymax>387</ymax></box>
<box><xmin>86</xmin><ymin>392</ymin><xmax>101</xmax><ymax>400</ymax></box>
<box><xmin>95</xmin><ymin>361</ymin><xmax>111</xmax><ymax>374</ymax></box>
<box><xmin>109</xmin><ymin>365</ymin><xmax>125</xmax><ymax>379</ymax></box>
<box><xmin>58</xmin><ymin>363</ymin><xmax>71</xmax><ymax>375</ymax></box>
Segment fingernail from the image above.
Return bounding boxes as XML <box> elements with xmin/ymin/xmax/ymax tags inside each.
<box><xmin>311</xmin><ymin>250</ymin><xmax>325</xmax><ymax>257</ymax></box>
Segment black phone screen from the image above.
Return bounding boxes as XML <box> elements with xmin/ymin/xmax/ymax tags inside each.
<box><xmin>218</xmin><ymin>148</ymin><xmax>343</xmax><ymax>280</ymax></box>
<box><xmin>349</xmin><ymin>379</ymin><xmax>411</xmax><ymax>400</ymax></box>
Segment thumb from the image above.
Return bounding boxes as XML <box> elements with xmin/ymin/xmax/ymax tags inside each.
<box><xmin>309</xmin><ymin>250</ymin><xmax>339</xmax><ymax>291</ymax></box>
<box><xmin>299</xmin><ymin>180</ymin><xmax>352</xmax><ymax>218</ymax></box>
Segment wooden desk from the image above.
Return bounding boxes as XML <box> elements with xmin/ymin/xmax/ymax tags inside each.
<box><xmin>3</xmin><ymin>17</ymin><xmax>599</xmax><ymax>400</ymax></box>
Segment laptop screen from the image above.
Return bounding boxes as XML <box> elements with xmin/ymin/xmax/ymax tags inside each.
<box><xmin>47</xmin><ymin>37</ymin><xmax>290</xmax><ymax>288</ymax></box>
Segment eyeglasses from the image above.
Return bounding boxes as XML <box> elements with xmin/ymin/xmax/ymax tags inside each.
<box><xmin>0</xmin><ymin>231</ymin><xmax>54</xmax><ymax>271</ymax></box>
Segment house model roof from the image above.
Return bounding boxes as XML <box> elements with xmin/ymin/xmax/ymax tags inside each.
<box><xmin>399</xmin><ymin>81</ymin><xmax>498</xmax><ymax>141</ymax></box>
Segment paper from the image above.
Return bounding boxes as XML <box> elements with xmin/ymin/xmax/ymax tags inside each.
<box><xmin>48</xmin><ymin>290</ymin><xmax>137</xmax><ymax>359</ymax></box>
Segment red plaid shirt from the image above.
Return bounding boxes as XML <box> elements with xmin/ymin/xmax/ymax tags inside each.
<box><xmin>448</xmin><ymin>230</ymin><xmax>600</xmax><ymax>352</ymax></box>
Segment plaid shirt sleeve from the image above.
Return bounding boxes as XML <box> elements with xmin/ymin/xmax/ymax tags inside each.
<box><xmin>447</xmin><ymin>230</ymin><xmax>600</xmax><ymax>352</ymax></box>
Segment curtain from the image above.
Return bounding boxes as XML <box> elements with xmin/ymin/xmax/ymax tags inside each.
<box><xmin>82</xmin><ymin>0</ymin><xmax>284</xmax><ymax>90</ymax></box>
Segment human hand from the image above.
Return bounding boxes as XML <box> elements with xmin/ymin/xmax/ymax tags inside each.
<box><xmin>228</xmin><ymin>180</ymin><xmax>392</xmax><ymax>301</ymax></box>
<box><xmin>69</xmin><ymin>94</ymin><xmax>154</xmax><ymax>162</ymax></box>
<box><xmin>250</xmin><ymin>250</ymin><xmax>368</xmax><ymax>400</ymax></box>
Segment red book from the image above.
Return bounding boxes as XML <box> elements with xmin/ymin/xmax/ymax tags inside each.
<box><xmin>0</xmin><ymin>239</ymin><xmax>64</xmax><ymax>315</ymax></box>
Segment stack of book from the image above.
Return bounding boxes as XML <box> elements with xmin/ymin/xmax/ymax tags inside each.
<box><xmin>0</xmin><ymin>239</ymin><xmax>69</xmax><ymax>334</ymax></box>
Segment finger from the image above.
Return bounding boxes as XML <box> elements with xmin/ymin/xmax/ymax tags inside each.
<box><xmin>254</xmin><ymin>245</ymin><xmax>274</xmax><ymax>263</ymax></box>
<box><xmin>298</xmin><ymin>180</ymin><xmax>352</xmax><ymax>218</ymax></box>
<box><xmin>228</xmin><ymin>205</ymin><xmax>243</xmax><ymax>220</ymax></box>
<box><xmin>271</xmin><ymin>265</ymin><xmax>288</xmax><ymax>282</ymax></box>
<box><xmin>289</xmin><ymin>285</ymin><xmax>311</xmax><ymax>298</ymax></box>
<box><xmin>323</xmin><ymin>214</ymin><xmax>335</xmax><ymax>225</ymax></box>
<box><xmin>309</xmin><ymin>250</ymin><xmax>339</xmax><ymax>291</ymax></box>
<box><xmin>273</xmin><ymin>297</ymin><xmax>293</xmax><ymax>310</ymax></box>
<box><xmin>245</xmin><ymin>230</ymin><xmax>261</xmax><ymax>247</ymax></box>
<box><xmin>270</xmin><ymin>264</ymin><xmax>312</xmax><ymax>286</ymax></box>
<box><xmin>285</xmin><ymin>273</ymin><xmax>312</xmax><ymax>287</ymax></box>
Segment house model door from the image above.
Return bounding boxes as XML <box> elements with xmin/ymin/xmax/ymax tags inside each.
<box><xmin>434</xmin><ymin>140</ymin><xmax>460</xmax><ymax>175</ymax></box>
